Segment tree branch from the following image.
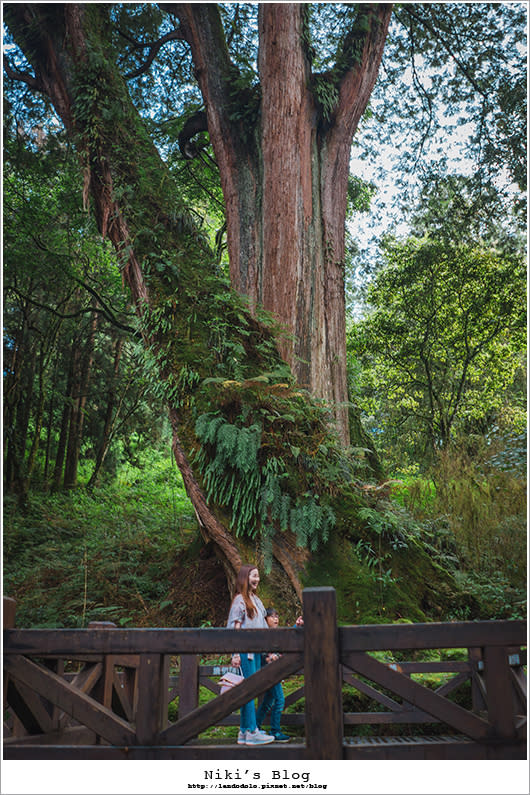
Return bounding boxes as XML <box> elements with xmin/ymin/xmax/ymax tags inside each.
<box><xmin>331</xmin><ymin>4</ymin><xmax>394</xmax><ymax>137</ymax></box>
<box><xmin>167</xmin><ymin>4</ymin><xmax>239</xmax><ymax>149</ymax></box>
<box><xmin>124</xmin><ymin>29</ymin><xmax>185</xmax><ymax>79</ymax></box>
<box><xmin>401</xmin><ymin>5</ymin><xmax>489</xmax><ymax>101</ymax></box>
<box><xmin>5</xmin><ymin>284</ymin><xmax>136</xmax><ymax>334</ymax></box>
<box><xmin>178</xmin><ymin>109</ymin><xmax>208</xmax><ymax>158</ymax></box>
<box><xmin>3</xmin><ymin>54</ymin><xmax>43</xmax><ymax>91</ymax></box>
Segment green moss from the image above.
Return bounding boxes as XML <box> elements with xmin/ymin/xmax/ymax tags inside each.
<box><xmin>304</xmin><ymin>524</ymin><xmax>455</xmax><ymax>625</ymax></box>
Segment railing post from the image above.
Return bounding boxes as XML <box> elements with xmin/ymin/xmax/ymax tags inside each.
<box><xmin>468</xmin><ymin>647</ymin><xmax>487</xmax><ymax>713</ymax></box>
<box><xmin>179</xmin><ymin>654</ymin><xmax>199</xmax><ymax>718</ymax></box>
<box><xmin>88</xmin><ymin>621</ymin><xmax>117</xmax><ymax>710</ymax></box>
<box><xmin>303</xmin><ymin>587</ymin><xmax>343</xmax><ymax>759</ymax></box>
<box><xmin>483</xmin><ymin>645</ymin><xmax>517</xmax><ymax>740</ymax></box>
<box><xmin>136</xmin><ymin>654</ymin><xmax>166</xmax><ymax>745</ymax></box>
<box><xmin>3</xmin><ymin>597</ymin><xmax>16</xmax><ymax>630</ymax></box>
<box><xmin>3</xmin><ymin>598</ymin><xmax>16</xmax><ymax>713</ymax></box>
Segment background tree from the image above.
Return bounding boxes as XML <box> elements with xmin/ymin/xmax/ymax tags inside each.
<box><xmin>349</xmin><ymin>234</ymin><xmax>525</xmax><ymax>467</ymax></box>
<box><xmin>2</xmin><ymin>111</ymin><xmax>161</xmax><ymax>499</ymax></box>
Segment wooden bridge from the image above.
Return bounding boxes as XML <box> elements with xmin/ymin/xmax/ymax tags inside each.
<box><xmin>3</xmin><ymin>588</ymin><xmax>527</xmax><ymax>760</ymax></box>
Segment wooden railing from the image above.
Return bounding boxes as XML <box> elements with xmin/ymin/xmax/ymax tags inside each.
<box><xmin>3</xmin><ymin>589</ymin><xmax>527</xmax><ymax>759</ymax></box>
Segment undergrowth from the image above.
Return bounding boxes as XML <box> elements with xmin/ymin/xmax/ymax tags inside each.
<box><xmin>388</xmin><ymin>439</ymin><xmax>527</xmax><ymax>620</ymax></box>
<box><xmin>3</xmin><ymin>449</ymin><xmax>197</xmax><ymax>628</ymax></box>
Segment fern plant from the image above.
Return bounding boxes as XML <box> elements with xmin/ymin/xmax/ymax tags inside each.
<box><xmin>193</xmin><ymin>412</ymin><xmax>336</xmax><ymax>564</ymax></box>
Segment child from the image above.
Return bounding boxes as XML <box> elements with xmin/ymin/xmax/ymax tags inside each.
<box><xmin>255</xmin><ymin>607</ymin><xmax>300</xmax><ymax>743</ymax></box>
<box><xmin>226</xmin><ymin>565</ymin><xmax>275</xmax><ymax>746</ymax></box>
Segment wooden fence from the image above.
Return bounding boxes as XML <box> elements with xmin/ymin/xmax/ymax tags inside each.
<box><xmin>3</xmin><ymin>588</ymin><xmax>527</xmax><ymax>759</ymax></box>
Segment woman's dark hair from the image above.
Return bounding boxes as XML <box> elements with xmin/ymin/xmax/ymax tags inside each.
<box><xmin>234</xmin><ymin>564</ymin><xmax>258</xmax><ymax>619</ymax></box>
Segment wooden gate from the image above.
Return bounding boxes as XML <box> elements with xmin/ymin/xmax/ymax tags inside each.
<box><xmin>3</xmin><ymin>589</ymin><xmax>526</xmax><ymax>759</ymax></box>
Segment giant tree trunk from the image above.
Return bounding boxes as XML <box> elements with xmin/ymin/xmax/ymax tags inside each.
<box><xmin>175</xmin><ymin>3</ymin><xmax>392</xmax><ymax>446</ymax></box>
<box><xmin>4</xmin><ymin>3</ymin><xmax>389</xmax><ymax>593</ymax></box>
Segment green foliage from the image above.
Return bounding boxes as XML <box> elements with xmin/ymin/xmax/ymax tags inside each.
<box><xmin>193</xmin><ymin>410</ymin><xmax>336</xmax><ymax>564</ymax></box>
<box><xmin>433</xmin><ymin>442</ymin><xmax>526</xmax><ymax>589</ymax></box>
<box><xmin>3</xmin><ymin>449</ymin><xmax>195</xmax><ymax>628</ymax></box>
<box><xmin>347</xmin><ymin>175</ymin><xmax>377</xmax><ymax>215</ymax></box>
<box><xmin>366</xmin><ymin>3</ymin><xmax>527</xmax><ymax>209</ymax></box>
<box><xmin>387</xmin><ymin>438</ymin><xmax>527</xmax><ymax>621</ymax></box>
<box><xmin>410</xmin><ymin>174</ymin><xmax>525</xmax><ymax>253</ymax></box>
<box><xmin>223</xmin><ymin>65</ymin><xmax>261</xmax><ymax>145</ymax></box>
<box><xmin>310</xmin><ymin>73</ymin><xmax>340</xmax><ymax>122</ymax></box>
<box><xmin>350</xmin><ymin>234</ymin><xmax>526</xmax><ymax>464</ymax></box>
<box><xmin>449</xmin><ymin>570</ymin><xmax>526</xmax><ymax>621</ymax></box>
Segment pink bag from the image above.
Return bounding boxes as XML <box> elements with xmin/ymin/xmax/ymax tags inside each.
<box><xmin>219</xmin><ymin>669</ymin><xmax>244</xmax><ymax>694</ymax></box>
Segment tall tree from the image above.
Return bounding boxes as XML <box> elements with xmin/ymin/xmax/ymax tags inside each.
<box><xmin>3</xmin><ymin>3</ymin><xmax>392</xmax><ymax>591</ymax></box>
<box><xmin>3</xmin><ymin>3</ymin><xmax>524</xmax><ymax>603</ymax></box>
<box><xmin>170</xmin><ymin>4</ymin><xmax>392</xmax><ymax>446</ymax></box>
<box><xmin>350</xmin><ymin>236</ymin><xmax>526</xmax><ymax>461</ymax></box>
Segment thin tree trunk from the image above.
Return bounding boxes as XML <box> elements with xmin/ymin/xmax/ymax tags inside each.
<box><xmin>63</xmin><ymin>342</ymin><xmax>82</xmax><ymax>489</ymax></box>
<box><xmin>87</xmin><ymin>336</ymin><xmax>123</xmax><ymax>489</ymax></box>
<box><xmin>10</xmin><ymin>346</ymin><xmax>37</xmax><ymax>501</ymax></box>
<box><xmin>3</xmin><ymin>304</ymin><xmax>30</xmax><ymax>490</ymax></box>
<box><xmin>64</xmin><ymin>306</ymin><xmax>97</xmax><ymax>489</ymax></box>
<box><xmin>43</xmin><ymin>353</ymin><xmax>60</xmax><ymax>482</ymax></box>
<box><xmin>52</xmin><ymin>340</ymin><xmax>76</xmax><ymax>491</ymax></box>
<box><xmin>23</xmin><ymin>347</ymin><xmax>46</xmax><ymax>489</ymax></box>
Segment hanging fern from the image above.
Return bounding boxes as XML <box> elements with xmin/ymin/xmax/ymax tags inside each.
<box><xmin>194</xmin><ymin>412</ymin><xmax>336</xmax><ymax>552</ymax></box>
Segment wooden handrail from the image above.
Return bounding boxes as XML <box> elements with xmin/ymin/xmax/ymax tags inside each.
<box><xmin>3</xmin><ymin>593</ymin><xmax>527</xmax><ymax>760</ymax></box>
<box><xmin>339</xmin><ymin>620</ymin><xmax>526</xmax><ymax>650</ymax></box>
<box><xmin>4</xmin><ymin>621</ymin><xmax>525</xmax><ymax>657</ymax></box>
<box><xmin>3</xmin><ymin>627</ymin><xmax>305</xmax><ymax>655</ymax></box>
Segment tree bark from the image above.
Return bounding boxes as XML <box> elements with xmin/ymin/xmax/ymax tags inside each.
<box><xmin>175</xmin><ymin>3</ymin><xmax>393</xmax><ymax>446</ymax></box>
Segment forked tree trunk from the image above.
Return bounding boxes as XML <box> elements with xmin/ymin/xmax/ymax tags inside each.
<box><xmin>175</xmin><ymin>3</ymin><xmax>392</xmax><ymax>446</ymax></box>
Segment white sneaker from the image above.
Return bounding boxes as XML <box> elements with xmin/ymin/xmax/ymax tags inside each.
<box><xmin>245</xmin><ymin>729</ymin><xmax>275</xmax><ymax>745</ymax></box>
<box><xmin>237</xmin><ymin>730</ymin><xmax>247</xmax><ymax>745</ymax></box>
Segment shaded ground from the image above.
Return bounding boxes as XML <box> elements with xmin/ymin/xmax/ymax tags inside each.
<box><xmin>167</xmin><ymin>540</ymin><xmax>231</xmax><ymax>627</ymax></box>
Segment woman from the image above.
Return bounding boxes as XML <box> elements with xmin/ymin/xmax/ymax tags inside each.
<box><xmin>226</xmin><ymin>564</ymin><xmax>275</xmax><ymax>746</ymax></box>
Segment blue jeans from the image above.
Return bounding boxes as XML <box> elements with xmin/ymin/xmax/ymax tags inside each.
<box><xmin>256</xmin><ymin>681</ymin><xmax>285</xmax><ymax>734</ymax></box>
<box><xmin>239</xmin><ymin>653</ymin><xmax>262</xmax><ymax>733</ymax></box>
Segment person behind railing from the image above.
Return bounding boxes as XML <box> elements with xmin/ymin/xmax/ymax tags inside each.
<box><xmin>227</xmin><ymin>564</ymin><xmax>275</xmax><ymax>746</ymax></box>
<box><xmin>255</xmin><ymin>607</ymin><xmax>303</xmax><ymax>743</ymax></box>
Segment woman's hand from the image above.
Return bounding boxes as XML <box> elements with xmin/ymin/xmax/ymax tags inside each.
<box><xmin>231</xmin><ymin>653</ymin><xmax>241</xmax><ymax>667</ymax></box>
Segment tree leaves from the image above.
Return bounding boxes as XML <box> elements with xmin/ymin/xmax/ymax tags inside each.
<box><xmin>350</xmin><ymin>233</ymin><xmax>525</xmax><ymax>462</ymax></box>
